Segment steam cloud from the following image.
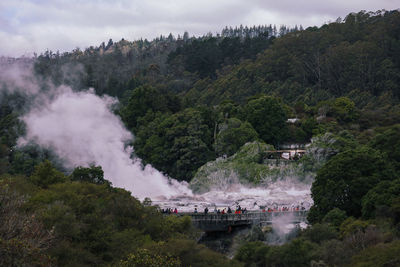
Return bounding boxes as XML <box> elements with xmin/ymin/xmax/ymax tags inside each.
<box><xmin>2</xmin><ymin>62</ymin><xmax>311</xmax><ymax>211</ymax></box>
<box><xmin>0</xmin><ymin>61</ymin><xmax>40</xmax><ymax>96</ymax></box>
<box><xmin>18</xmin><ymin>85</ymin><xmax>192</xmax><ymax>199</ymax></box>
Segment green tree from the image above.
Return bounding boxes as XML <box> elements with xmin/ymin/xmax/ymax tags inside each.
<box><xmin>301</xmin><ymin>223</ymin><xmax>338</xmax><ymax>244</ymax></box>
<box><xmin>244</xmin><ymin>96</ymin><xmax>288</xmax><ymax>146</ymax></box>
<box><xmin>265</xmin><ymin>238</ymin><xmax>318</xmax><ymax>267</ymax></box>
<box><xmin>71</xmin><ymin>165</ymin><xmax>109</xmax><ymax>185</ymax></box>
<box><xmin>118</xmin><ymin>248</ymin><xmax>181</xmax><ymax>267</ymax></box>
<box><xmin>120</xmin><ymin>85</ymin><xmax>169</xmax><ymax>131</ymax></box>
<box><xmin>148</xmin><ymin>239</ymin><xmax>240</xmax><ymax>267</ymax></box>
<box><xmin>29</xmin><ymin>160</ymin><xmax>66</xmax><ymax>188</ymax></box>
<box><xmin>331</xmin><ymin>97</ymin><xmax>358</xmax><ymax>122</ymax></box>
<box><xmin>351</xmin><ymin>240</ymin><xmax>400</xmax><ymax>267</ymax></box>
<box><xmin>215</xmin><ymin>118</ymin><xmax>258</xmax><ymax>156</ymax></box>
<box><xmin>135</xmin><ymin>108</ymin><xmax>215</xmax><ymax>181</ymax></box>
<box><xmin>322</xmin><ymin>208</ymin><xmax>348</xmax><ymax>229</ymax></box>
<box><xmin>234</xmin><ymin>241</ymin><xmax>269</xmax><ymax>267</ymax></box>
<box><xmin>28</xmin><ymin>181</ymin><xmax>174</xmax><ymax>265</ymax></box>
<box><xmin>370</xmin><ymin>124</ymin><xmax>400</xmax><ymax>171</ymax></box>
<box><xmin>309</xmin><ymin>146</ymin><xmax>394</xmax><ymax>222</ymax></box>
<box><xmin>361</xmin><ymin>178</ymin><xmax>400</xmax><ymax>219</ymax></box>
<box><xmin>0</xmin><ymin>144</ymin><xmax>10</xmax><ymax>175</ymax></box>
<box><xmin>0</xmin><ymin>181</ymin><xmax>54</xmax><ymax>266</ymax></box>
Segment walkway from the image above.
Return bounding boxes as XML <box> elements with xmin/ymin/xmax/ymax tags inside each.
<box><xmin>185</xmin><ymin>210</ymin><xmax>308</xmax><ymax>232</ymax></box>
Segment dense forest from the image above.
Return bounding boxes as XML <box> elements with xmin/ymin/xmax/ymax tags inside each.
<box><xmin>1</xmin><ymin>9</ymin><xmax>400</xmax><ymax>266</ymax></box>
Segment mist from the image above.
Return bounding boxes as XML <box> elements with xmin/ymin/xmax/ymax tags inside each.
<box><xmin>17</xmin><ymin>89</ymin><xmax>311</xmax><ymax>212</ymax></box>
<box><xmin>18</xmin><ymin>89</ymin><xmax>311</xmax><ymax>206</ymax></box>
<box><xmin>267</xmin><ymin>212</ymin><xmax>303</xmax><ymax>244</ymax></box>
<box><xmin>18</xmin><ymin>86</ymin><xmax>192</xmax><ymax>199</ymax></box>
<box><xmin>0</xmin><ymin>60</ymin><xmax>40</xmax><ymax>97</ymax></box>
<box><xmin>1</xmin><ymin>62</ymin><xmax>312</xmax><ymax>209</ymax></box>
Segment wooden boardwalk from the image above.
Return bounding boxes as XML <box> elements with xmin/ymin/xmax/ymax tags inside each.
<box><xmin>184</xmin><ymin>210</ymin><xmax>308</xmax><ymax>232</ymax></box>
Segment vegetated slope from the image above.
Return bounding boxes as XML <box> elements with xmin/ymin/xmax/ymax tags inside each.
<box><xmin>185</xmin><ymin>10</ymin><xmax>400</xmax><ymax>107</ymax></box>
<box><xmin>3</xmin><ymin>10</ymin><xmax>399</xmax><ymax>184</ymax></box>
<box><xmin>33</xmin><ymin>25</ymin><xmax>294</xmax><ymax>98</ymax></box>
<box><xmin>1</xmin><ymin>9</ymin><xmax>400</xmax><ymax>267</ymax></box>
<box><xmin>0</xmin><ymin>165</ymin><xmax>241</xmax><ymax>267</ymax></box>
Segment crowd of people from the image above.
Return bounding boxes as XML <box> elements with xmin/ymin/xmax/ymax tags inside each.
<box><xmin>161</xmin><ymin>204</ymin><xmax>306</xmax><ymax>215</ymax></box>
<box><xmin>161</xmin><ymin>208</ymin><xmax>178</xmax><ymax>214</ymax></box>
<box><xmin>193</xmin><ymin>205</ymin><xmax>249</xmax><ymax>215</ymax></box>
<box><xmin>262</xmin><ymin>205</ymin><xmax>306</xmax><ymax>212</ymax></box>
<box><xmin>196</xmin><ymin>204</ymin><xmax>306</xmax><ymax>214</ymax></box>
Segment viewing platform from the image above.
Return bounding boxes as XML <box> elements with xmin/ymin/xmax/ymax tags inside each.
<box><xmin>180</xmin><ymin>210</ymin><xmax>308</xmax><ymax>232</ymax></box>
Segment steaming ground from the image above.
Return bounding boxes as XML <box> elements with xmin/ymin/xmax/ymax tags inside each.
<box><xmin>155</xmin><ymin>181</ymin><xmax>312</xmax><ymax>212</ymax></box>
<box><xmin>18</xmin><ymin>86</ymin><xmax>312</xmax><ymax>210</ymax></box>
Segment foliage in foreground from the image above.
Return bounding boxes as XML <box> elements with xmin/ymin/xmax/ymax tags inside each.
<box><xmin>0</xmin><ymin>167</ymin><xmax>237</xmax><ymax>266</ymax></box>
<box><xmin>235</xmin><ymin>217</ymin><xmax>399</xmax><ymax>267</ymax></box>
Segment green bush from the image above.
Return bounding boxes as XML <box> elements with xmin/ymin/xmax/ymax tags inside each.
<box><xmin>29</xmin><ymin>160</ymin><xmax>66</xmax><ymax>188</ymax></box>
<box><xmin>301</xmin><ymin>224</ymin><xmax>338</xmax><ymax>244</ymax></box>
<box><xmin>322</xmin><ymin>208</ymin><xmax>347</xmax><ymax>229</ymax></box>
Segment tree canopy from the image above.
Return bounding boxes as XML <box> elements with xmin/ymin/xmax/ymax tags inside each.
<box><xmin>309</xmin><ymin>146</ymin><xmax>395</xmax><ymax>222</ymax></box>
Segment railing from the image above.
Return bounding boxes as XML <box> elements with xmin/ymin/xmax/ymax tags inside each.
<box><xmin>182</xmin><ymin>210</ymin><xmax>308</xmax><ymax>231</ymax></box>
<box><xmin>187</xmin><ymin>210</ymin><xmax>308</xmax><ymax>223</ymax></box>
<box><xmin>190</xmin><ymin>212</ymin><xmax>260</xmax><ymax>222</ymax></box>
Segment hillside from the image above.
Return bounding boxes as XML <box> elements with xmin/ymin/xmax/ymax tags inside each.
<box><xmin>0</xmin><ymin>9</ymin><xmax>400</xmax><ymax>267</ymax></box>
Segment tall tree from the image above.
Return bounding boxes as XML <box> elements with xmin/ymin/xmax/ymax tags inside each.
<box><xmin>309</xmin><ymin>146</ymin><xmax>395</xmax><ymax>222</ymax></box>
<box><xmin>244</xmin><ymin>96</ymin><xmax>288</xmax><ymax>146</ymax></box>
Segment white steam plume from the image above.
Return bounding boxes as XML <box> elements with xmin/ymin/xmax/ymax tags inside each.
<box><xmin>18</xmin><ymin>86</ymin><xmax>192</xmax><ymax>199</ymax></box>
<box><xmin>0</xmin><ymin>60</ymin><xmax>40</xmax><ymax>96</ymax></box>
<box><xmin>2</xmin><ymin>62</ymin><xmax>312</xmax><ymax>210</ymax></box>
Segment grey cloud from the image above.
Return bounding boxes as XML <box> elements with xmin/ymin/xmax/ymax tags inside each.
<box><xmin>252</xmin><ymin>0</ymin><xmax>398</xmax><ymax>18</ymax></box>
<box><xmin>0</xmin><ymin>0</ymin><xmax>399</xmax><ymax>56</ymax></box>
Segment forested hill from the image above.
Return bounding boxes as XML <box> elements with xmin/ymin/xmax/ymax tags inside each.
<box><xmin>3</xmin><ymin>10</ymin><xmax>400</xmax><ymax>183</ymax></box>
<box><xmin>189</xmin><ymin>10</ymin><xmax>400</xmax><ymax>106</ymax></box>
<box><xmin>34</xmin><ymin>10</ymin><xmax>400</xmax><ymax>107</ymax></box>
<box><xmin>1</xmin><ymin>9</ymin><xmax>400</xmax><ymax>267</ymax></box>
<box><xmin>33</xmin><ymin>24</ymin><xmax>297</xmax><ymax>97</ymax></box>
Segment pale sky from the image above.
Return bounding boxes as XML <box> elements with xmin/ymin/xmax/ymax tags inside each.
<box><xmin>0</xmin><ymin>0</ymin><xmax>398</xmax><ymax>57</ymax></box>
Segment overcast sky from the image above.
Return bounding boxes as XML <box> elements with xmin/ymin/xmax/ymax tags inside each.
<box><xmin>0</xmin><ymin>0</ymin><xmax>398</xmax><ymax>57</ymax></box>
